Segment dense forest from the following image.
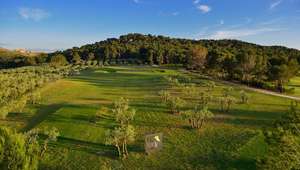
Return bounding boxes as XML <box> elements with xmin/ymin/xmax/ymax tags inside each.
<box><xmin>1</xmin><ymin>33</ymin><xmax>300</xmax><ymax>91</ymax></box>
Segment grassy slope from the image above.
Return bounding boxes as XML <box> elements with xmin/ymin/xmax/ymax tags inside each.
<box><xmin>1</xmin><ymin>66</ymin><xmax>295</xmax><ymax>170</ymax></box>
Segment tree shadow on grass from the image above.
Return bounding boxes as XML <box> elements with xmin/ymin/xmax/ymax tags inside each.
<box><xmin>49</xmin><ymin>136</ymin><xmax>144</xmax><ymax>159</ymax></box>
<box><xmin>22</xmin><ymin>103</ymin><xmax>66</xmax><ymax>132</ymax></box>
<box><xmin>43</xmin><ymin>111</ymin><xmax>117</xmax><ymax>129</ymax></box>
<box><xmin>209</xmin><ymin>107</ymin><xmax>283</xmax><ymax>128</ymax></box>
<box><xmin>51</xmin><ymin>136</ymin><xmax>116</xmax><ymax>158</ymax></box>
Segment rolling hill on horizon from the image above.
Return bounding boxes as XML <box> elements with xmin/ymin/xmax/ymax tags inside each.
<box><xmin>56</xmin><ymin>33</ymin><xmax>300</xmax><ymax>54</ymax></box>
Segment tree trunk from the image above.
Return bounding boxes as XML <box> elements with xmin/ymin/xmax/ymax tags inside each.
<box><xmin>40</xmin><ymin>140</ymin><xmax>49</xmax><ymax>157</ymax></box>
<box><xmin>122</xmin><ymin>143</ymin><xmax>125</xmax><ymax>156</ymax></box>
<box><xmin>124</xmin><ymin>141</ymin><xmax>128</xmax><ymax>155</ymax></box>
<box><xmin>200</xmin><ymin>119</ymin><xmax>204</xmax><ymax>128</ymax></box>
<box><xmin>116</xmin><ymin>144</ymin><xmax>121</xmax><ymax>157</ymax></box>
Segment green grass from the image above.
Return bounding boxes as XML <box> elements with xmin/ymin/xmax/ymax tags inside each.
<box><xmin>287</xmin><ymin>76</ymin><xmax>300</xmax><ymax>97</ymax></box>
<box><xmin>1</xmin><ymin>66</ymin><xmax>296</xmax><ymax>169</ymax></box>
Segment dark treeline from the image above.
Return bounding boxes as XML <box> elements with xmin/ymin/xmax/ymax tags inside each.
<box><xmin>0</xmin><ymin>48</ymin><xmax>47</xmax><ymax>69</ymax></box>
<box><xmin>1</xmin><ymin>33</ymin><xmax>300</xmax><ymax>92</ymax></box>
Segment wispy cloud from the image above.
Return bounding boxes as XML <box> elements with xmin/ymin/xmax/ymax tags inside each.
<box><xmin>132</xmin><ymin>0</ymin><xmax>140</xmax><ymax>4</ymax></box>
<box><xmin>206</xmin><ymin>27</ymin><xmax>282</xmax><ymax>39</ymax></box>
<box><xmin>197</xmin><ymin>20</ymin><xmax>226</xmax><ymax>37</ymax></box>
<box><xmin>158</xmin><ymin>11</ymin><xmax>180</xmax><ymax>17</ymax></box>
<box><xmin>172</xmin><ymin>12</ymin><xmax>180</xmax><ymax>16</ymax></box>
<box><xmin>197</xmin><ymin>5</ymin><xmax>211</xmax><ymax>13</ymax></box>
<box><xmin>259</xmin><ymin>17</ymin><xmax>283</xmax><ymax>25</ymax></box>
<box><xmin>220</xmin><ymin>20</ymin><xmax>224</xmax><ymax>25</ymax></box>
<box><xmin>270</xmin><ymin>0</ymin><xmax>282</xmax><ymax>9</ymax></box>
<box><xmin>19</xmin><ymin>7</ymin><xmax>50</xmax><ymax>21</ymax></box>
<box><xmin>193</xmin><ymin>0</ymin><xmax>200</xmax><ymax>4</ymax></box>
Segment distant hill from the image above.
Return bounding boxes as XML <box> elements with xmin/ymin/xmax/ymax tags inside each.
<box><xmin>52</xmin><ymin>33</ymin><xmax>300</xmax><ymax>66</ymax></box>
<box><xmin>0</xmin><ymin>48</ymin><xmax>42</xmax><ymax>58</ymax></box>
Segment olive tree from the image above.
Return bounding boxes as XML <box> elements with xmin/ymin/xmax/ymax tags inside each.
<box><xmin>219</xmin><ymin>96</ymin><xmax>236</xmax><ymax>113</ymax></box>
<box><xmin>222</xmin><ymin>87</ymin><xmax>233</xmax><ymax>97</ymax></box>
<box><xmin>219</xmin><ymin>87</ymin><xmax>236</xmax><ymax>113</ymax></box>
<box><xmin>199</xmin><ymin>91</ymin><xmax>212</xmax><ymax>107</ymax></box>
<box><xmin>167</xmin><ymin>97</ymin><xmax>185</xmax><ymax>115</ymax></box>
<box><xmin>183</xmin><ymin>84</ymin><xmax>198</xmax><ymax>98</ymax></box>
<box><xmin>158</xmin><ymin>90</ymin><xmax>171</xmax><ymax>103</ymax></box>
<box><xmin>105</xmin><ymin>125</ymin><xmax>135</xmax><ymax>158</ymax></box>
<box><xmin>40</xmin><ymin>127</ymin><xmax>60</xmax><ymax>157</ymax></box>
<box><xmin>112</xmin><ymin>98</ymin><xmax>136</xmax><ymax>126</ymax></box>
<box><xmin>182</xmin><ymin>106</ymin><xmax>214</xmax><ymax>129</ymax></box>
<box><xmin>239</xmin><ymin>90</ymin><xmax>249</xmax><ymax>104</ymax></box>
<box><xmin>206</xmin><ymin>81</ymin><xmax>216</xmax><ymax>93</ymax></box>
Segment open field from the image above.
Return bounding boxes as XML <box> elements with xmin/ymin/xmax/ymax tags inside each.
<box><xmin>1</xmin><ymin>66</ymin><xmax>296</xmax><ymax>169</ymax></box>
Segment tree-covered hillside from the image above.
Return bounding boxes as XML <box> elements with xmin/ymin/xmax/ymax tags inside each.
<box><xmin>54</xmin><ymin>33</ymin><xmax>300</xmax><ymax>65</ymax></box>
<box><xmin>2</xmin><ymin>33</ymin><xmax>300</xmax><ymax>92</ymax></box>
<box><xmin>51</xmin><ymin>33</ymin><xmax>300</xmax><ymax>92</ymax></box>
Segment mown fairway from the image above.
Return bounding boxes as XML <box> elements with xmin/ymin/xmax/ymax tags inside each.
<box><xmin>2</xmin><ymin>66</ymin><xmax>296</xmax><ymax>169</ymax></box>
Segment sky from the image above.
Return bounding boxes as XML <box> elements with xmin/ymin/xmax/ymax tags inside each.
<box><xmin>0</xmin><ymin>0</ymin><xmax>299</xmax><ymax>52</ymax></box>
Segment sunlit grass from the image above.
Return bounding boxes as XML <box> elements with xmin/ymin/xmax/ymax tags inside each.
<box><xmin>3</xmin><ymin>66</ymin><xmax>295</xmax><ymax>169</ymax></box>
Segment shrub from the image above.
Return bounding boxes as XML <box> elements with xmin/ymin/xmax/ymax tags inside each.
<box><xmin>167</xmin><ymin>97</ymin><xmax>185</xmax><ymax>115</ymax></box>
<box><xmin>0</xmin><ymin>127</ymin><xmax>40</xmax><ymax>170</ymax></box>
<box><xmin>112</xmin><ymin>98</ymin><xmax>136</xmax><ymax>126</ymax></box>
<box><xmin>182</xmin><ymin>106</ymin><xmax>214</xmax><ymax>129</ymax></box>
<box><xmin>158</xmin><ymin>90</ymin><xmax>171</xmax><ymax>103</ymax></box>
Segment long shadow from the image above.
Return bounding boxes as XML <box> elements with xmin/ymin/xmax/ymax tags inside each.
<box><xmin>43</xmin><ymin>113</ymin><xmax>117</xmax><ymax>129</ymax></box>
<box><xmin>229</xmin><ymin>108</ymin><xmax>283</xmax><ymax>120</ymax></box>
<box><xmin>49</xmin><ymin>136</ymin><xmax>143</xmax><ymax>158</ymax></box>
<box><xmin>22</xmin><ymin>103</ymin><xmax>65</xmax><ymax>132</ymax></box>
<box><xmin>52</xmin><ymin>136</ymin><xmax>116</xmax><ymax>158</ymax></box>
<box><xmin>211</xmin><ymin>108</ymin><xmax>283</xmax><ymax>128</ymax></box>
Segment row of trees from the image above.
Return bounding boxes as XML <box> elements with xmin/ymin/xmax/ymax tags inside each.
<box><xmin>160</xmin><ymin>75</ymin><xmax>211</xmax><ymax>128</ymax></box>
<box><xmin>0</xmin><ymin>65</ymin><xmax>82</xmax><ymax>119</ymax></box>
<box><xmin>159</xmin><ymin>74</ymin><xmax>251</xmax><ymax>129</ymax></box>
